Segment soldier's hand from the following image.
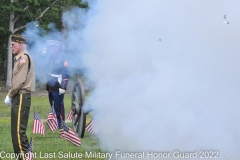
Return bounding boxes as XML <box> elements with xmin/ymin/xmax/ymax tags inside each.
<box><xmin>64</xmin><ymin>61</ymin><xmax>68</xmax><ymax>67</ymax></box>
<box><xmin>4</xmin><ymin>95</ymin><xmax>12</xmax><ymax>106</ymax></box>
<box><xmin>59</xmin><ymin>88</ymin><xmax>66</xmax><ymax>95</ymax></box>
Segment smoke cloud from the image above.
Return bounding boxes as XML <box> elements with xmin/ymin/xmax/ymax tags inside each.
<box><xmin>24</xmin><ymin>0</ymin><xmax>240</xmax><ymax>159</ymax></box>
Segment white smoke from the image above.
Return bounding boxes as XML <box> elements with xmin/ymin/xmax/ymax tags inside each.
<box><xmin>25</xmin><ymin>0</ymin><xmax>240</xmax><ymax>159</ymax></box>
<box><xmin>74</xmin><ymin>0</ymin><xmax>240</xmax><ymax>160</ymax></box>
<box><xmin>23</xmin><ymin>22</ymin><xmax>64</xmax><ymax>84</ymax></box>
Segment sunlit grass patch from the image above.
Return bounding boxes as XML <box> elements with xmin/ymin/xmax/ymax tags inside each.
<box><xmin>0</xmin><ymin>93</ymin><xmax>103</xmax><ymax>160</ymax></box>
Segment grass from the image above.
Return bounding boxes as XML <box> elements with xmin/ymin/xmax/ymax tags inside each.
<box><xmin>0</xmin><ymin>92</ymin><xmax>104</xmax><ymax>160</ymax></box>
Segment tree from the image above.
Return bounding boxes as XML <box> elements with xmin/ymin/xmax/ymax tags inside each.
<box><xmin>3</xmin><ymin>0</ymin><xmax>88</xmax><ymax>86</ymax></box>
<box><xmin>0</xmin><ymin>0</ymin><xmax>11</xmax><ymax>81</ymax></box>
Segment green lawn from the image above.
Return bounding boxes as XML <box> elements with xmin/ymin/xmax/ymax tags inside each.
<box><xmin>0</xmin><ymin>93</ymin><xmax>103</xmax><ymax>160</ymax></box>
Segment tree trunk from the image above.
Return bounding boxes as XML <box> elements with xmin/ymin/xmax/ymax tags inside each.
<box><xmin>6</xmin><ymin>10</ymin><xmax>14</xmax><ymax>87</ymax></box>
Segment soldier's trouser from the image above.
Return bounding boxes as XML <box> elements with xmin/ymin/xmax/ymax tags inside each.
<box><xmin>11</xmin><ymin>93</ymin><xmax>31</xmax><ymax>160</ymax></box>
<box><xmin>48</xmin><ymin>92</ymin><xmax>65</xmax><ymax>128</ymax></box>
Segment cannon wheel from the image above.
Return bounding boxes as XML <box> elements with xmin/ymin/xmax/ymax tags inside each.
<box><xmin>71</xmin><ymin>79</ymin><xmax>86</xmax><ymax>138</ymax></box>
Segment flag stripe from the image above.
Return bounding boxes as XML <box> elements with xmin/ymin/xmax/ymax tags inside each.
<box><xmin>85</xmin><ymin>119</ymin><xmax>100</xmax><ymax>135</ymax></box>
<box><xmin>33</xmin><ymin>111</ymin><xmax>45</xmax><ymax>135</ymax></box>
<box><xmin>66</xmin><ymin>109</ymin><xmax>72</xmax><ymax>122</ymax></box>
<box><xmin>59</xmin><ymin>120</ymin><xmax>81</xmax><ymax>146</ymax></box>
<box><xmin>46</xmin><ymin>108</ymin><xmax>58</xmax><ymax>132</ymax></box>
<box><xmin>26</xmin><ymin>137</ymin><xmax>33</xmax><ymax>160</ymax></box>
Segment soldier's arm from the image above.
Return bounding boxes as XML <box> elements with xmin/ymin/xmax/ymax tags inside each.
<box><xmin>8</xmin><ymin>55</ymin><xmax>29</xmax><ymax>98</ymax></box>
<box><xmin>61</xmin><ymin>60</ymin><xmax>69</xmax><ymax>90</ymax></box>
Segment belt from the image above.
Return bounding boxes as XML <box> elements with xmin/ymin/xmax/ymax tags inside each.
<box><xmin>50</xmin><ymin>74</ymin><xmax>62</xmax><ymax>77</ymax></box>
<box><xmin>49</xmin><ymin>74</ymin><xmax>62</xmax><ymax>84</ymax></box>
<box><xmin>18</xmin><ymin>89</ymin><xmax>31</xmax><ymax>94</ymax></box>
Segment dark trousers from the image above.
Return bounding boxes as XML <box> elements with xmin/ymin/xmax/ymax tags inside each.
<box><xmin>11</xmin><ymin>93</ymin><xmax>31</xmax><ymax>160</ymax></box>
<box><xmin>48</xmin><ymin>92</ymin><xmax>65</xmax><ymax>128</ymax></box>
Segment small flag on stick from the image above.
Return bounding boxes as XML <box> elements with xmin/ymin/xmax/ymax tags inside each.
<box><xmin>33</xmin><ymin>111</ymin><xmax>45</xmax><ymax>135</ymax></box>
<box><xmin>85</xmin><ymin>119</ymin><xmax>100</xmax><ymax>135</ymax></box>
<box><xmin>26</xmin><ymin>137</ymin><xmax>33</xmax><ymax>160</ymax></box>
<box><xmin>47</xmin><ymin>107</ymin><xmax>58</xmax><ymax>131</ymax></box>
<box><xmin>59</xmin><ymin>120</ymin><xmax>81</xmax><ymax>146</ymax></box>
<box><xmin>66</xmin><ymin>108</ymin><xmax>72</xmax><ymax>122</ymax></box>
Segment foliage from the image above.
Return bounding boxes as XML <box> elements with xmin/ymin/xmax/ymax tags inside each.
<box><xmin>0</xmin><ymin>1</ymin><xmax>11</xmax><ymax>80</ymax></box>
<box><xmin>0</xmin><ymin>0</ymin><xmax>88</xmax><ymax>83</ymax></box>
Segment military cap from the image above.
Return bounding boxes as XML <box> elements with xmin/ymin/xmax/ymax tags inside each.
<box><xmin>11</xmin><ymin>34</ymin><xmax>26</xmax><ymax>44</ymax></box>
<box><xmin>47</xmin><ymin>40</ymin><xmax>61</xmax><ymax>46</ymax></box>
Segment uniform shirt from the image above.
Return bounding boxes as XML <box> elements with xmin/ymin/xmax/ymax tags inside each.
<box><xmin>8</xmin><ymin>49</ymin><xmax>35</xmax><ymax>98</ymax></box>
<box><xmin>46</xmin><ymin>53</ymin><xmax>69</xmax><ymax>92</ymax></box>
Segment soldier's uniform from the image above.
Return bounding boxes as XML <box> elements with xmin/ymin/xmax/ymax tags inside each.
<box><xmin>46</xmin><ymin>40</ymin><xmax>69</xmax><ymax>128</ymax></box>
<box><xmin>7</xmin><ymin>35</ymin><xmax>35</xmax><ymax>160</ymax></box>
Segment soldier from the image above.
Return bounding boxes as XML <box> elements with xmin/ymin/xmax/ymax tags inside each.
<box><xmin>45</xmin><ymin>40</ymin><xmax>69</xmax><ymax>128</ymax></box>
<box><xmin>4</xmin><ymin>34</ymin><xmax>35</xmax><ymax>160</ymax></box>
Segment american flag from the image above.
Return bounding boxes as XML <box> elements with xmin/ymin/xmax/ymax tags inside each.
<box><xmin>26</xmin><ymin>137</ymin><xmax>33</xmax><ymax>160</ymax></box>
<box><xmin>20</xmin><ymin>58</ymin><xmax>26</xmax><ymax>64</ymax></box>
<box><xmin>46</xmin><ymin>107</ymin><xmax>58</xmax><ymax>132</ymax></box>
<box><xmin>66</xmin><ymin>109</ymin><xmax>72</xmax><ymax>122</ymax></box>
<box><xmin>85</xmin><ymin>119</ymin><xmax>100</xmax><ymax>135</ymax></box>
<box><xmin>33</xmin><ymin>111</ymin><xmax>45</xmax><ymax>135</ymax></box>
<box><xmin>59</xmin><ymin>120</ymin><xmax>81</xmax><ymax>146</ymax></box>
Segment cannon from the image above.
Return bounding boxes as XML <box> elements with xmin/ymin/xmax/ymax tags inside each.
<box><xmin>70</xmin><ymin>79</ymin><xmax>87</xmax><ymax>138</ymax></box>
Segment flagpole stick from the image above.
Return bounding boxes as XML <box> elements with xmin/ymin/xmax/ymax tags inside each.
<box><xmin>53</xmin><ymin>104</ymin><xmax>57</xmax><ymax>160</ymax></box>
<box><xmin>32</xmin><ymin>108</ymin><xmax>35</xmax><ymax>137</ymax></box>
<box><xmin>31</xmin><ymin>108</ymin><xmax>35</xmax><ymax>159</ymax></box>
<box><xmin>49</xmin><ymin>104</ymin><xmax>57</xmax><ymax>160</ymax></box>
<box><xmin>60</xmin><ymin>115</ymin><xmax>70</xmax><ymax>160</ymax></box>
<box><xmin>32</xmin><ymin>108</ymin><xmax>35</xmax><ymax>145</ymax></box>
